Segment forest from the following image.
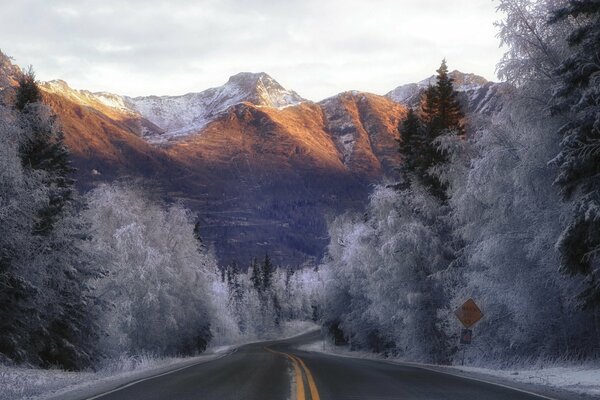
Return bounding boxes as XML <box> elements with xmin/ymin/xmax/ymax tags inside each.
<box><xmin>0</xmin><ymin>0</ymin><xmax>599</xmax><ymax>373</ymax></box>
<box><xmin>319</xmin><ymin>0</ymin><xmax>600</xmax><ymax>365</ymax></box>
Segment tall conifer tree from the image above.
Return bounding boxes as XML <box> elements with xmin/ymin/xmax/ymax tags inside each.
<box><xmin>412</xmin><ymin>59</ymin><xmax>465</xmax><ymax>200</ymax></box>
<box><xmin>551</xmin><ymin>0</ymin><xmax>600</xmax><ymax>308</ymax></box>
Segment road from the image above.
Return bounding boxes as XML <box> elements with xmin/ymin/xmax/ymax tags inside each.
<box><xmin>84</xmin><ymin>330</ymin><xmax>554</xmax><ymax>400</ymax></box>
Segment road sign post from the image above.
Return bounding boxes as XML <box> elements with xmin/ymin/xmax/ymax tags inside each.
<box><xmin>454</xmin><ymin>298</ymin><xmax>483</xmax><ymax>365</ymax></box>
<box><xmin>460</xmin><ymin>328</ymin><xmax>472</xmax><ymax>344</ymax></box>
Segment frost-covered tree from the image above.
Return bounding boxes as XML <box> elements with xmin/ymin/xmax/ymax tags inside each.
<box><xmin>438</xmin><ymin>0</ymin><xmax>599</xmax><ymax>362</ymax></box>
<box><xmin>321</xmin><ymin>185</ymin><xmax>454</xmax><ymax>362</ymax></box>
<box><xmin>85</xmin><ymin>184</ymin><xmax>217</xmax><ymax>357</ymax></box>
<box><xmin>0</xmin><ymin>104</ymin><xmax>46</xmax><ymax>365</ymax></box>
<box><xmin>0</xmin><ymin>92</ymin><xmax>100</xmax><ymax>369</ymax></box>
<box><xmin>550</xmin><ymin>0</ymin><xmax>600</xmax><ymax>309</ymax></box>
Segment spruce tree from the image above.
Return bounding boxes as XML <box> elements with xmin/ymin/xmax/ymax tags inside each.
<box><xmin>12</xmin><ymin>68</ymin><xmax>101</xmax><ymax>369</ymax></box>
<box><xmin>550</xmin><ymin>0</ymin><xmax>600</xmax><ymax>308</ymax></box>
<box><xmin>430</xmin><ymin>60</ymin><xmax>465</xmax><ymax>137</ymax></box>
<box><xmin>15</xmin><ymin>66</ymin><xmax>41</xmax><ymax>112</ymax></box>
<box><xmin>416</xmin><ymin>59</ymin><xmax>465</xmax><ymax>200</ymax></box>
<box><xmin>16</xmin><ymin>69</ymin><xmax>75</xmax><ymax>235</ymax></box>
<box><xmin>250</xmin><ymin>257</ymin><xmax>262</xmax><ymax>292</ymax></box>
<box><xmin>261</xmin><ymin>253</ymin><xmax>275</xmax><ymax>292</ymax></box>
<box><xmin>397</xmin><ymin>108</ymin><xmax>426</xmax><ymax>186</ymax></box>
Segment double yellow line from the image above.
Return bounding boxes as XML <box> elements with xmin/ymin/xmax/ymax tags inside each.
<box><xmin>265</xmin><ymin>347</ymin><xmax>320</xmax><ymax>400</ymax></box>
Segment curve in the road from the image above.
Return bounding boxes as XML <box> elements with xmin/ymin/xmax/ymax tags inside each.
<box><xmin>73</xmin><ymin>330</ymin><xmax>568</xmax><ymax>400</ymax></box>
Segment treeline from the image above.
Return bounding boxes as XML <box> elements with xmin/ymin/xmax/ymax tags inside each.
<box><xmin>219</xmin><ymin>256</ymin><xmax>320</xmax><ymax>338</ymax></box>
<box><xmin>0</xmin><ymin>70</ymin><xmax>317</xmax><ymax>370</ymax></box>
<box><xmin>318</xmin><ymin>0</ymin><xmax>600</xmax><ymax>365</ymax></box>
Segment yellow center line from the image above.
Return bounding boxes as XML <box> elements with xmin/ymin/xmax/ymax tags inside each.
<box><xmin>290</xmin><ymin>354</ymin><xmax>320</xmax><ymax>400</ymax></box>
<box><xmin>265</xmin><ymin>347</ymin><xmax>306</xmax><ymax>400</ymax></box>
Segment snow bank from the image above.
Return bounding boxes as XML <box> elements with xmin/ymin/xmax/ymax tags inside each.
<box><xmin>0</xmin><ymin>349</ymin><xmax>230</xmax><ymax>400</ymax></box>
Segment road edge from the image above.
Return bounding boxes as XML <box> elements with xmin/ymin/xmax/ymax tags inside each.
<box><xmin>294</xmin><ymin>342</ymin><xmax>595</xmax><ymax>400</ymax></box>
<box><xmin>41</xmin><ymin>349</ymin><xmax>236</xmax><ymax>400</ymax></box>
<box><xmin>41</xmin><ymin>328</ymin><xmax>321</xmax><ymax>400</ymax></box>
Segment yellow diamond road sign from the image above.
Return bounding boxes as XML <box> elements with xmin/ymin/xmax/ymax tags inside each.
<box><xmin>454</xmin><ymin>298</ymin><xmax>483</xmax><ymax>328</ymax></box>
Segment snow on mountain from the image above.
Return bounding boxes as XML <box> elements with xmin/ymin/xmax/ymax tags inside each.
<box><xmin>40</xmin><ymin>72</ymin><xmax>306</xmax><ymax>144</ymax></box>
<box><xmin>386</xmin><ymin>70</ymin><xmax>489</xmax><ymax>104</ymax></box>
<box><xmin>386</xmin><ymin>70</ymin><xmax>510</xmax><ymax>116</ymax></box>
<box><xmin>319</xmin><ymin>93</ymin><xmax>361</xmax><ymax>166</ymax></box>
<box><xmin>42</xmin><ymin>80</ymin><xmax>138</xmax><ymax>115</ymax></box>
<box><xmin>124</xmin><ymin>72</ymin><xmax>306</xmax><ymax>143</ymax></box>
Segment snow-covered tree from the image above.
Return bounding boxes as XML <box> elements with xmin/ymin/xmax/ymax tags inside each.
<box><xmin>85</xmin><ymin>184</ymin><xmax>217</xmax><ymax>357</ymax></box>
<box><xmin>550</xmin><ymin>0</ymin><xmax>600</xmax><ymax>309</ymax></box>
<box><xmin>0</xmin><ymin>88</ymin><xmax>101</xmax><ymax>369</ymax></box>
<box><xmin>321</xmin><ymin>184</ymin><xmax>454</xmax><ymax>362</ymax></box>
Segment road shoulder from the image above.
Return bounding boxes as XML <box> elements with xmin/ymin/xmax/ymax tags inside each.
<box><xmin>295</xmin><ymin>339</ymin><xmax>598</xmax><ymax>400</ymax></box>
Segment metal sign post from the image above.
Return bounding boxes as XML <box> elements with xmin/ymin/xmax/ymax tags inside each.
<box><xmin>454</xmin><ymin>298</ymin><xmax>483</xmax><ymax>365</ymax></box>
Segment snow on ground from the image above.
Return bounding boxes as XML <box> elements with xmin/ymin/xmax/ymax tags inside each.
<box><xmin>296</xmin><ymin>339</ymin><xmax>600</xmax><ymax>400</ymax></box>
<box><xmin>0</xmin><ymin>320</ymin><xmax>319</xmax><ymax>400</ymax></box>
<box><xmin>0</xmin><ymin>350</ymin><xmax>229</xmax><ymax>400</ymax></box>
<box><xmin>457</xmin><ymin>365</ymin><xmax>600</xmax><ymax>398</ymax></box>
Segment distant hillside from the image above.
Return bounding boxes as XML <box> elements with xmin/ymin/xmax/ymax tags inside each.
<box><xmin>0</xmin><ymin>51</ymin><xmax>510</xmax><ymax>265</ymax></box>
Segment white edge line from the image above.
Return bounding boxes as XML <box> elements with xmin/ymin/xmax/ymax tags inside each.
<box><xmin>298</xmin><ymin>346</ymin><xmax>559</xmax><ymax>400</ymax></box>
<box><xmin>84</xmin><ymin>348</ymin><xmax>237</xmax><ymax>400</ymax></box>
<box><xmin>390</xmin><ymin>361</ymin><xmax>559</xmax><ymax>400</ymax></box>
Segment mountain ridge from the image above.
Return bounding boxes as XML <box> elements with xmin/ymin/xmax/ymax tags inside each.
<box><xmin>0</xmin><ymin>50</ymin><xmax>508</xmax><ymax>264</ymax></box>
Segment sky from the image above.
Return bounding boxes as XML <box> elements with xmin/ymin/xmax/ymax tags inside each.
<box><xmin>0</xmin><ymin>0</ymin><xmax>505</xmax><ymax>101</ymax></box>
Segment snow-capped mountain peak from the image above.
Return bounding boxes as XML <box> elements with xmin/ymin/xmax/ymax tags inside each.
<box><xmin>225</xmin><ymin>72</ymin><xmax>305</xmax><ymax>108</ymax></box>
<box><xmin>124</xmin><ymin>72</ymin><xmax>306</xmax><ymax>143</ymax></box>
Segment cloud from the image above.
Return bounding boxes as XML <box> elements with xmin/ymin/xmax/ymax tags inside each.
<box><xmin>0</xmin><ymin>0</ymin><xmax>504</xmax><ymax>100</ymax></box>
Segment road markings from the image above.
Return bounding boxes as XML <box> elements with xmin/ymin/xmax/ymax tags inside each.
<box><xmin>265</xmin><ymin>347</ymin><xmax>320</xmax><ymax>400</ymax></box>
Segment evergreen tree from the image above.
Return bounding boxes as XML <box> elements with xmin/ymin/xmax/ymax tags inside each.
<box><xmin>261</xmin><ymin>253</ymin><xmax>275</xmax><ymax>293</ymax></box>
<box><xmin>429</xmin><ymin>60</ymin><xmax>465</xmax><ymax>137</ymax></box>
<box><xmin>397</xmin><ymin>108</ymin><xmax>427</xmax><ymax>186</ymax></box>
<box><xmin>416</xmin><ymin>60</ymin><xmax>465</xmax><ymax>200</ymax></box>
<box><xmin>15</xmin><ymin>66</ymin><xmax>41</xmax><ymax>112</ymax></box>
<box><xmin>16</xmin><ymin>69</ymin><xmax>75</xmax><ymax>236</ymax></box>
<box><xmin>11</xmin><ymin>69</ymin><xmax>101</xmax><ymax>369</ymax></box>
<box><xmin>551</xmin><ymin>0</ymin><xmax>600</xmax><ymax>309</ymax></box>
<box><xmin>250</xmin><ymin>257</ymin><xmax>262</xmax><ymax>292</ymax></box>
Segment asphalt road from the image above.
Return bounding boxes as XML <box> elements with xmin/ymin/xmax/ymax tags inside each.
<box><xmin>85</xmin><ymin>330</ymin><xmax>554</xmax><ymax>400</ymax></box>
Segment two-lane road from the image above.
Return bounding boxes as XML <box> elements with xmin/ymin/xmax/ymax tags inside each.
<box><xmin>83</xmin><ymin>330</ymin><xmax>557</xmax><ymax>400</ymax></box>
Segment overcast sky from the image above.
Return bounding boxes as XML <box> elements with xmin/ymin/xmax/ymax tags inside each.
<box><xmin>0</xmin><ymin>0</ymin><xmax>505</xmax><ymax>101</ymax></box>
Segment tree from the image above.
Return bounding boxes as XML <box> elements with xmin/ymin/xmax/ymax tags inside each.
<box><xmin>15</xmin><ymin>66</ymin><xmax>41</xmax><ymax>112</ymax></box>
<box><xmin>550</xmin><ymin>0</ymin><xmax>600</xmax><ymax>309</ymax></box>
<box><xmin>416</xmin><ymin>60</ymin><xmax>466</xmax><ymax>200</ymax></box>
<box><xmin>428</xmin><ymin>60</ymin><xmax>465</xmax><ymax>137</ymax></box>
<box><xmin>397</xmin><ymin>108</ymin><xmax>426</xmax><ymax>186</ymax></box>
<box><xmin>250</xmin><ymin>257</ymin><xmax>261</xmax><ymax>292</ymax></box>
<box><xmin>0</xmin><ymin>87</ymin><xmax>101</xmax><ymax>369</ymax></box>
<box><xmin>85</xmin><ymin>184</ymin><xmax>216</xmax><ymax>357</ymax></box>
<box><xmin>16</xmin><ymin>69</ymin><xmax>75</xmax><ymax>236</ymax></box>
<box><xmin>261</xmin><ymin>253</ymin><xmax>275</xmax><ymax>293</ymax></box>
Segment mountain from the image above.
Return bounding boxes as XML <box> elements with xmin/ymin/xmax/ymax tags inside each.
<box><xmin>13</xmin><ymin>65</ymin><xmax>404</xmax><ymax>265</ymax></box>
<box><xmin>386</xmin><ymin>70</ymin><xmax>512</xmax><ymax>116</ymax></box>
<box><xmin>0</xmin><ymin>53</ymin><xmax>20</xmax><ymax>89</ymax></box>
<box><xmin>0</xmin><ymin>51</ymin><xmax>508</xmax><ymax>265</ymax></box>
<box><xmin>83</xmin><ymin>72</ymin><xmax>306</xmax><ymax>143</ymax></box>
